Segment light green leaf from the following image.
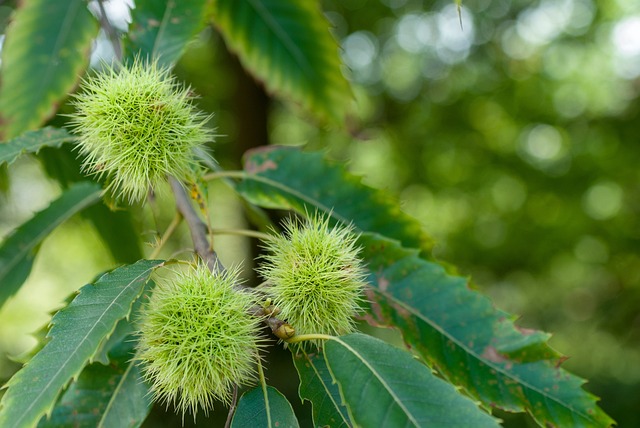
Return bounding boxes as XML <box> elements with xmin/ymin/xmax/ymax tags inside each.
<box><xmin>360</xmin><ymin>233</ymin><xmax>615</xmax><ymax>428</ymax></box>
<box><xmin>323</xmin><ymin>334</ymin><xmax>500</xmax><ymax>428</ymax></box>
<box><xmin>0</xmin><ymin>127</ymin><xmax>74</xmax><ymax>167</ymax></box>
<box><xmin>212</xmin><ymin>0</ymin><xmax>351</xmax><ymax>123</ymax></box>
<box><xmin>0</xmin><ymin>182</ymin><xmax>102</xmax><ymax>308</ymax></box>
<box><xmin>0</xmin><ymin>0</ymin><xmax>97</xmax><ymax>139</ymax></box>
<box><xmin>0</xmin><ymin>259</ymin><xmax>164</xmax><ymax>428</ymax></box>
<box><xmin>231</xmin><ymin>386</ymin><xmax>299</xmax><ymax>428</ymax></box>
<box><xmin>236</xmin><ymin>146</ymin><xmax>433</xmax><ymax>255</ymax></box>
<box><xmin>125</xmin><ymin>0</ymin><xmax>209</xmax><ymax>68</ymax></box>
<box><xmin>293</xmin><ymin>350</ymin><xmax>351</xmax><ymax>428</ymax></box>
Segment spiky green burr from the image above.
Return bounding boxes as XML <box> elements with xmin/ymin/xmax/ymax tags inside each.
<box><xmin>68</xmin><ymin>59</ymin><xmax>212</xmax><ymax>203</ymax></box>
<box><xmin>136</xmin><ymin>264</ymin><xmax>262</xmax><ymax>417</ymax></box>
<box><xmin>258</xmin><ymin>213</ymin><xmax>367</xmax><ymax>348</ymax></box>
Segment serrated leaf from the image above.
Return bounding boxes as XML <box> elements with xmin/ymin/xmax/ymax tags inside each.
<box><xmin>0</xmin><ymin>127</ymin><xmax>74</xmax><ymax>167</ymax></box>
<box><xmin>0</xmin><ymin>259</ymin><xmax>164</xmax><ymax>428</ymax></box>
<box><xmin>0</xmin><ymin>0</ymin><xmax>97</xmax><ymax>139</ymax></box>
<box><xmin>293</xmin><ymin>350</ymin><xmax>351</xmax><ymax>428</ymax></box>
<box><xmin>322</xmin><ymin>334</ymin><xmax>500</xmax><ymax>428</ymax></box>
<box><xmin>231</xmin><ymin>386</ymin><xmax>299</xmax><ymax>428</ymax></box>
<box><xmin>0</xmin><ymin>181</ymin><xmax>103</xmax><ymax>308</ymax></box>
<box><xmin>212</xmin><ymin>0</ymin><xmax>351</xmax><ymax>123</ymax></box>
<box><xmin>236</xmin><ymin>146</ymin><xmax>433</xmax><ymax>255</ymax></box>
<box><xmin>38</xmin><ymin>336</ymin><xmax>151</xmax><ymax>428</ymax></box>
<box><xmin>359</xmin><ymin>233</ymin><xmax>615</xmax><ymax>428</ymax></box>
<box><xmin>125</xmin><ymin>0</ymin><xmax>209</xmax><ymax>68</ymax></box>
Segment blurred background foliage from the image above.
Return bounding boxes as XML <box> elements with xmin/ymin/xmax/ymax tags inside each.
<box><xmin>1</xmin><ymin>0</ymin><xmax>639</xmax><ymax>426</ymax></box>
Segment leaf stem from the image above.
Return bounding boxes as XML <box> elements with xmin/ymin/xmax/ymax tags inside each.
<box><xmin>96</xmin><ymin>0</ymin><xmax>123</xmax><ymax>61</ymax></box>
<box><xmin>210</xmin><ymin>228</ymin><xmax>272</xmax><ymax>241</ymax></box>
<box><xmin>202</xmin><ymin>170</ymin><xmax>248</xmax><ymax>182</ymax></box>
<box><xmin>285</xmin><ymin>333</ymin><xmax>334</xmax><ymax>344</ymax></box>
<box><xmin>149</xmin><ymin>212</ymin><xmax>182</xmax><ymax>259</ymax></box>
<box><xmin>256</xmin><ymin>357</ymin><xmax>272</xmax><ymax>427</ymax></box>
<box><xmin>169</xmin><ymin>176</ymin><xmax>224</xmax><ymax>273</ymax></box>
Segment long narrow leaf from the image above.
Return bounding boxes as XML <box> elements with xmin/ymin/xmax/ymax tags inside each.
<box><xmin>0</xmin><ymin>0</ymin><xmax>97</xmax><ymax>139</ymax></box>
<box><xmin>0</xmin><ymin>127</ymin><xmax>74</xmax><ymax>167</ymax></box>
<box><xmin>125</xmin><ymin>0</ymin><xmax>209</xmax><ymax>68</ymax></box>
<box><xmin>0</xmin><ymin>181</ymin><xmax>102</xmax><ymax>308</ymax></box>
<box><xmin>293</xmin><ymin>350</ymin><xmax>351</xmax><ymax>428</ymax></box>
<box><xmin>360</xmin><ymin>233</ymin><xmax>615</xmax><ymax>428</ymax></box>
<box><xmin>237</xmin><ymin>146</ymin><xmax>433</xmax><ymax>255</ymax></box>
<box><xmin>38</xmin><ymin>336</ymin><xmax>151</xmax><ymax>428</ymax></box>
<box><xmin>323</xmin><ymin>334</ymin><xmax>500</xmax><ymax>428</ymax></box>
<box><xmin>231</xmin><ymin>386</ymin><xmax>299</xmax><ymax>428</ymax></box>
<box><xmin>212</xmin><ymin>0</ymin><xmax>351</xmax><ymax>123</ymax></box>
<box><xmin>0</xmin><ymin>259</ymin><xmax>164</xmax><ymax>428</ymax></box>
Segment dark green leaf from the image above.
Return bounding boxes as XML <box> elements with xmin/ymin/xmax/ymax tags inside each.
<box><xmin>0</xmin><ymin>127</ymin><xmax>74</xmax><ymax>166</ymax></box>
<box><xmin>323</xmin><ymin>334</ymin><xmax>500</xmax><ymax>428</ymax></box>
<box><xmin>0</xmin><ymin>182</ymin><xmax>102</xmax><ymax>308</ymax></box>
<box><xmin>125</xmin><ymin>0</ymin><xmax>209</xmax><ymax>68</ymax></box>
<box><xmin>212</xmin><ymin>0</ymin><xmax>351</xmax><ymax>123</ymax></box>
<box><xmin>38</xmin><ymin>336</ymin><xmax>151</xmax><ymax>428</ymax></box>
<box><xmin>359</xmin><ymin>233</ymin><xmax>615</xmax><ymax>428</ymax></box>
<box><xmin>0</xmin><ymin>0</ymin><xmax>97</xmax><ymax>139</ymax></box>
<box><xmin>293</xmin><ymin>350</ymin><xmax>351</xmax><ymax>428</ymax></box>
<box><xmin>237</xmin><ymin>146</ymin><xmax>433</xmax><ymax>255</ymax></box>
<box><xmin>232</xmin><ymin>386</ymin><xmax>299</xmax><ymax>428</ymax></box>
<box><xmin>0</xmin><ymin>259</ymin><xmax>164</xmax><ymax>428</ymax></box>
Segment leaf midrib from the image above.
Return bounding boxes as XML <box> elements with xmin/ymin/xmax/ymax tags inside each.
<box><xmin>330</xmin><ymin>337</ymin><xmax>420</xmax><ymax>427</ymax></box>
<box><xmin>372</xmin><ymin>287</ymin><xmax>596</xmax><ymax>424</ymax></box>
<box><xmin>13</xmin><ymin>265</ymin><xmax>155</xmax><ymax>427</ymax></box>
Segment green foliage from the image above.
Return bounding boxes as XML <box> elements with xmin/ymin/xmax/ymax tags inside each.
<box><xmin>0</xmin><ymin>182</ymin><xmax>102</xmax><ymax>307</ymax></box>
<box><xmin>38</xmin><ymin>335</ymin><xmax>151</xmax><ymax>428</ymax></box>
<box><xmin>238</xmin><ymin>147</ymin><xmax>434</xmax><ymax>255</ymax></box>
<box><xmin>236</xmin><ymin>146</ymin><xmax>614</xmax><ymax>427</ymax></box>
<box><xmin>0</xmin><ymin>0</ymin><xmax>623</xmax><ymax>427</ymax></box>
<box><xmin>0</xmin><ymin>0</ymin><xmax>97</xmax><ymax>139</ymax></box>
<box><xmin>125</xmin><ymin>0</ymin><xmax>210</xmax><ymax>68</ymax></box>
<box><xmin>322</xmin><ymin>334</ymin><xmax>500</xmax><ymax>428</ymax></box>
<box><xmin>0</xmin><ymin>259</ymin><xmax>163</xmax><ymax>427</ymax></box>
<box><xmin>0</xmin><ymin>127</ymin><xmax>74</xmax><ymax>167</ymax></box>
<box><xmin>211</xmin><ymin>0</ymin><xmax>351</xmax><ymax>123</ymax></box>
<box><xmin>293</xmin><ymin>350</ymin><xmax>350</xmax><ymax>427</ymax></box>
<box><xmin>231</xmin><ymin>386</ymin><xmax>299</xmax><ymax>428</ymax></box>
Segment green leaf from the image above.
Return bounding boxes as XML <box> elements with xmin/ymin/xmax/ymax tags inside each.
<box><xmin>322</xmin><ymin>334</ymin><xmax>500</xmax><ymax>428</ymax></box>
<box><xmin>125</xmin><ymin>0</ymin><xmax>209</xmax><ymax>68</ymax></box>
<box><xmin>211</xmin><ymin>0</ymin><xmax>351</xmax><ymax>123</ymax></box>
<box><xmin>236</xmin><ymin>146</ymin><xmax>433</xmax><ymax>255</ymax></box>
<box><xmin>0</xmin><ymin>182</ymin><xmax>102</xmax><ymax>308</ymax></box>
<box><xmin>0</xmin><ymin>0</ymin><xmax>97</xmax><ymax>139</ymax></box>
<box><xmin>0</xmin><ymin>259</ymin><xmax>164</xmax><ymax>428</ymax></box>
<box><xmin>232</xmin><ymin>386</ymin><xmax>300</xmax><ymax>428</ymax></box>
<box><xmin>38</xmin><ymin>336</ymin><xmax>151</xmax><ymax>428</ymax></box>
<box><xmin>293</xmin><ymin>350</ymin><xmax>351</xmax><ymax>428</ymax></box>
<box><xmin>0</xmin><ymin>127</ymin><xmax>74</xmax><ymax>167</ymax></box>
<box><xmin>359</xmin><ymin>233</ymin><xmax>615</xmax><ymax>428</ymax></box>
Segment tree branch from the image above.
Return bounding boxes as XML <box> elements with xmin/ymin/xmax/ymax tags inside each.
<box><xmin>168</xmin><ymin>176</ymin><xmax>223</xmax><ymax>273</ymax></box>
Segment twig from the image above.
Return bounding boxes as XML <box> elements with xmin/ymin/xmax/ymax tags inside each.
<box><xmin>168</xmin><ymin>176</ymin><xmax>294</xmax><ymax>341</ymax></box>
<box><xmin>169</xmin><ymin>176</ymin><xmax>224</xmax><ymax>273</ymax></box>
<box><xmin>224</xmin><ymin>385</ymin><xmax>239</xmax><ymax>428</ymax></box>
<box><xmin>96</xmin><ymin>0</ymin><xmax>123</xmax><ymax>61</ymax></box>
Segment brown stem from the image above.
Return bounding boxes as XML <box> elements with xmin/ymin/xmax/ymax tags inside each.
<box><xmin>168</xmin><ymin>176</ymin><xmax>224</xmax><ymax>274</ymax></box>
<box><xmin>96</xmin><ymin>0</ymin><xmax>123</xmax><ymax>61</ymax></box>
